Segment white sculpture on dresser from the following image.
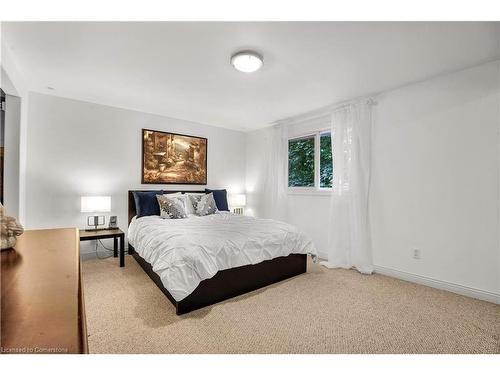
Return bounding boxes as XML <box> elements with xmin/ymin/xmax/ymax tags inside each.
<box><xmin>0</xmin><ymin>203</ymin><xmax>24</xmax><ymax>250</ymax></box>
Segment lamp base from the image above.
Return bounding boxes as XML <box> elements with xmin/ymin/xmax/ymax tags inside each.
<box><xmin>86</xmin><ymin>215</ymin><xmax>105</xmax><ymax>231</ymax></box>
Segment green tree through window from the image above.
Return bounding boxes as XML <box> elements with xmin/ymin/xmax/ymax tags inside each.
<box><xmin>287</xmin><ymin>132</ymin><xmax>333</xmax><ymax>189</ymax></box>
<box><xmin>320</xmin><ymin>132</ymin><xmax>332</xmax><ymax>188</ymax></box>
<box><xmin>288</xmin><ymin>137</ymin><xmax>315</xmax><ymax>187</ymax></box>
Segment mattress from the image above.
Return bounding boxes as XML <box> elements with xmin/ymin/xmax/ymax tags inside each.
<box><xmin>128</xmin><ymin>212</ymin><xmax>317</xmax><ymax>301</ymax></box>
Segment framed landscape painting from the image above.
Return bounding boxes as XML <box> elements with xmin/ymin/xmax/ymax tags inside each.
<box><xmin>142</xmin><ymin>129</ymin><xmax>207</xmax><ymax>184</ymax></box>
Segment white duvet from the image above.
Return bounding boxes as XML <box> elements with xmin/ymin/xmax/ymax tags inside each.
<box><xmin>128</xmin><ymin>212</ymin><xmax>317</xmax><ymax>301</ymax></box>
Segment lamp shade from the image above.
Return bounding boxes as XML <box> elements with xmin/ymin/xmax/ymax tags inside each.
<box><xmin>81</xmin><ymin>196</ymin><xmax>111</xmax><ymax>213</ymax></box>
<box><xmin>230</xmin><ymin>194</ymin><xmax>246</xmax><ymax>207</ymax></box>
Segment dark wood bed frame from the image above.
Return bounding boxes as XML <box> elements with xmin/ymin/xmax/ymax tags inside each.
<box><xmin>128</xmin><ymin>190</ymin><xmax>307</xmax><ymax>315</ymax></box>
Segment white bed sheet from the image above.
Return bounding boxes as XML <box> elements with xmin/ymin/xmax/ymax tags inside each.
<box><xmin>128</xmin><ymin>212</ymin><xmax>317</xmax><ymax>301</ymax></box>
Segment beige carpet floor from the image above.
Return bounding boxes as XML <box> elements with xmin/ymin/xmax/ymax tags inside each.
<box><xmin>82</xmin><ymin>256</ymin><xmax>500</xmax><ymax>354</ymax></box>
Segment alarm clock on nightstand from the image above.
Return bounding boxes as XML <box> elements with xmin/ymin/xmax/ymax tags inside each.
<box><xmin>108</xmin><ymin>216</ymin><xmax>118</xmax><ymax>229</ymax></box>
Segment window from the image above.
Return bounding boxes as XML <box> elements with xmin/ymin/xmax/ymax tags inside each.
<box><xmin>288</xmin><ymin>136</ymin><xmax>315</xmax><ymax>187</ymax></box>
<box><xmin>320</xmin><ymin>132</ymin><xmax>332</xmax><ymax>188</ymax></box>
<box><xmin>288</xmin><ymin>131</ymin><xmax>332</xmax><ymax>190</ymax></box>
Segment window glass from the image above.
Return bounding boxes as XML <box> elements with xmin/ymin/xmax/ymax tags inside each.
<box><xmin>320</xmin><ymin>132</ymin><xmax>332</xmax><ymax>188</ymax></box>
<box><xmin>288</xmin><ymin>136</ymin><xmax>315</xmax><ymax>187</ymax></box>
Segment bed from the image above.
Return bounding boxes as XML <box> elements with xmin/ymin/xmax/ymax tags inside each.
<box><xmin>128</xmin><ymin>190</ymin><xmax>317</xmax><ymax>315</ymax></box>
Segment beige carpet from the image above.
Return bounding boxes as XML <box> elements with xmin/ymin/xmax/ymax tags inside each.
<box><xmin>82</xmin><ymin>256</ymin><xmax>500</xmax><ymax>354</ymax></box>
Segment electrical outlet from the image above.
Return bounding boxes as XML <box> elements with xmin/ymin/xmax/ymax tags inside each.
<box><xmin>412</xmin><ymin>248</ymin><xmax>421</xmax><ymax>260</ymax></box>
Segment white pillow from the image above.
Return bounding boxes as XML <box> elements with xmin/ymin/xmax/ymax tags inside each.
<box><xmin>163</xmin><ymin>192</ymin><xmax>183</xmax><ymax>197</ymax></box>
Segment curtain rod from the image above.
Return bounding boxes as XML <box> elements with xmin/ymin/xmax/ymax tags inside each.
<box><xmin>272</xmin><ymin>95</ymin><xmax>377</xmax><ymax>127</ymax></box>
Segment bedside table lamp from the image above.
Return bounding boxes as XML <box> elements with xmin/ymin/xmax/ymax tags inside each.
<box><xmin>230</xmin><ymin>194</ymin><xmax>246</xmax><ymax>215</ymax></box>
<box><xmin>81</xmin><ymin>196</ymin><xmax>111</xmax><ymax>231</ymax></box>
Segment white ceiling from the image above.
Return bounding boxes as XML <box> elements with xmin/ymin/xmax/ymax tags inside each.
<box><xmin>2</xmin><ymin>22</ymin><xmax>499</xmax><ymax>131</ymax></box>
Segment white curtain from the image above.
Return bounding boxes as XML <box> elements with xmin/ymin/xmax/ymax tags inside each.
<box><xmin>321</xmin><ymin>101</ymin><xmax>374</xmax><ymax>274</ymax></box>
<box><xmin>263</xmin><ymin>123</ymin><xmax>288</xmax><ymax>221</ymax></box>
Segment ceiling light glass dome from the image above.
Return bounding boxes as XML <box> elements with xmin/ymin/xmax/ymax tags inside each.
<box><xmin>230</xmin><ymin>51</ymin><xmax>263</xmax><ymax>73</ymax></box>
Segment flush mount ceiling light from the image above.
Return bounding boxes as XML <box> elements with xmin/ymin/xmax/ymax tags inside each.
<box><xmin>230</xmin><ymin>50</ymin><xmax>263</xmax><ymax>73</ymax></box>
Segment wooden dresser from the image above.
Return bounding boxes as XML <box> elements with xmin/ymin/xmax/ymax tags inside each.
<box><xmin>1</xmin><ymin>228</ymin><xmax>88</xmax><ymax>354</ymax></box>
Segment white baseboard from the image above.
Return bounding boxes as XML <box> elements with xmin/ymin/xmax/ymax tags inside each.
<box><xmin>374</xmin><ymin>265</ymin><xmax>500</xmax><ymax>305</ymax></box>
<box><xmin>316</xmin><ymin>251</ymin><xmax>328</xmax><ymax>261</ymax></box>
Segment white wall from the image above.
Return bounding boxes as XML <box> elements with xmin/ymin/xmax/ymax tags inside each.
<box><xmin>1</xmin><ymin>67</ymin><xmax>24</xmax><ymax>220</ymax></box>
<box><xmin>3</xmin><ymin>94</ymin><xmax>21</xmax><ymax>218</ymax></box>
<box><xmin>1</xmin><ymin>43</ymin><xmax>30</xmax><ymax>225</ymax></box>
<box><xmin>1</xmin><ymin>67</ymin><xmax>20</xmax><ymax>96</ymax></box>
<box><xmin>245</xmin><ymin>128</ymin><xmax>269</xmax><ymax>219</ymax></box>
<box><xmin>246</xmin><ymin>61</ymin><xmax>500</xmax><ymax>297</ymax></box>
<box><xmin>371</xmin><ymin>61</ymin><xmax>499</xmax><ymax>296</ymax></box>
<box><xmin>26</xmin><ymin>93</ymin><xmax>246</xmax><ymax>253</ymax></box>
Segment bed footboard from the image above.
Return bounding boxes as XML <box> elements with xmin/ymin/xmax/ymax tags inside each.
<box><xmin>132</xmin><ymin>251</ymin><xmax>307</xmax><ymax>315</ymax></box>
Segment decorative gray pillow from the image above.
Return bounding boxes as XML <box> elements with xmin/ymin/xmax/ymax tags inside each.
<box><xmin>188</xmin><ymin>194</ymin><xmax>204</xmax><ymax>213</ymax></box>
<box><xmin>195</xmin><ymin>193</ymin><xmax>218</xmax><ymax>216</ymax></box>
<box><xmin>156</xmin><ymin>195</ymin><xmax>187</xmax><ymax>219</ymax></box>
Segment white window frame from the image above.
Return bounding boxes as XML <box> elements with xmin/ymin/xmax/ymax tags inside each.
<box><xmin>287</xmin><ymin>128</ymin><xmax>332</xmax><ymax>196</ymax></box>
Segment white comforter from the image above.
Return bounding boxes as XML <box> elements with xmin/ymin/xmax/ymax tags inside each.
<box><xmin>128</xmin><ymin>212</ymin><xmax>317</xmax><ymax>301</ymax></box>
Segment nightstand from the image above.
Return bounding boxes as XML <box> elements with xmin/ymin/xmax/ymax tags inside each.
<box><xmin>79</xmin><ymin>228</ymin><xmax>125</xmax><ymax>267</ymax></box>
